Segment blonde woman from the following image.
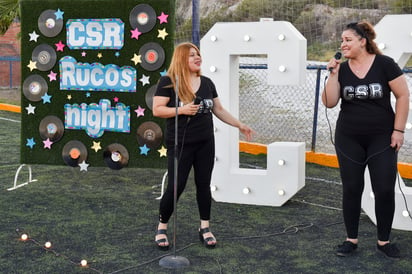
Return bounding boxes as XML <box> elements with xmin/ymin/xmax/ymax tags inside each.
<box><xmin>153</xmin><ymin>42</ymin><xmax>254</xmax><ymax>250</ymax></box>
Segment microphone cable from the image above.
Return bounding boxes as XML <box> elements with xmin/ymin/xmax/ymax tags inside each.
<box><xmin>323</xmin><ymin>72</ymin><xmax>412</xmax><ymax>221</ymax></box>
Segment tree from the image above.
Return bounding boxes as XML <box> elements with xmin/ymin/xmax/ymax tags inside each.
<box><xmin>0</xmin><ymin>0</ymin><xmax>19</xmax><ymax>35</ymax></box>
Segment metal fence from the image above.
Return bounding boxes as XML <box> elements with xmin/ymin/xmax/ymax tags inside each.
<box><xmin>0</xmin><ymin>56</ymin><xmax>20</xmax><ymax>88</ymax></box>
<box><xmin>238</xmin><ymin>57</ymin><xmax>412</xmax><ymax>164</ymax></box>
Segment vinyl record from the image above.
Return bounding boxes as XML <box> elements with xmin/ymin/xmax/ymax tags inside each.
<box><xmin>38</xmin><ymin>9</ymin><xmax>63</xmax><ymax>37</ymax></box>
<box><xmin>39</xmin><ymin>115</ymin><xmax>64</xmax><ymax>142</ymax></box>
<box><xmin>32</xmin><ymin>44</ymin><xmax>57</xmax><ymax>71</ymax></box>
<box><xmin>137</xmin><ymin>121</ymin><xmax>163</xmax><ymax>149</ymax></box>
<box><xmin>62</xmin><ymin>140</ymin><xmax>88</xmax><ymax>167</ymax></box>
<box><xmin>22</xmin><ymin>74</ymin><xmax>48</xmax><ymax>102</ymax></box>
<box><xmin>103</xmin><ymin>143</ymin><xmax>129</xmax><ymax>170</ymax></box>
<box><xmin>139</xmin><ymin>42</ymin><xmax>165</xmax><ymax>71</ymax></box>
<box><xmin>145</xmin><ymin>84</ymin><xmax>158</xmax><ymax>110</ymax></box>
<box><xmin>129</xmin><ymin>4</ymin><xmax>156</xmax><ymax>33</ymax></box>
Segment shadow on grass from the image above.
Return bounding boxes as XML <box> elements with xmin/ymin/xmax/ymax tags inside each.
<box><xmin>1</xmin><ymin>110</ymin><xmax>412</xmax><ymax>273</ymax></box>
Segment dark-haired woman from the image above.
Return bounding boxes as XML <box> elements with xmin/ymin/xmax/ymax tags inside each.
<box><xmin>322</xmin><ymin>20</ymin><xmax>410</xmax><ymax>258</ymax></box>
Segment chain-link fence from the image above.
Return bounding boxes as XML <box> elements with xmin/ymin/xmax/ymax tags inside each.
<box><xmin>238</xmin><ymin>57</ymin><xmax>412</xmax><ymax>164</ymax></box>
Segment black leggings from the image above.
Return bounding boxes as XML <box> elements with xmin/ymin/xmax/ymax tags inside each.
<box><xmin>159</xmin><ymin>137</ymin><xmax>215</xmax><ymax>224</ymax></box>
<box><xmin>335</xmin><ymin>131</ymin><xmax>397</xmax><ymax>241</ymax></box>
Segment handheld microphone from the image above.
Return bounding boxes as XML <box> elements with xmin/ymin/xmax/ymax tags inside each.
<box><xmin>328</xmin><ymin>52</ymin><xmax>342</xmax><ymax>72</ymax></box>
<box><xmin>194</xmin><ymin>96</ymin><xmax>202</xmax><ymax>105</ymax></box>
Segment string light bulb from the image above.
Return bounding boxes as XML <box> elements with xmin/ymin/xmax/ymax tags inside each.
<box><xmin>242</xmin><ymin>187</ymin><xmax>250</xmax><ymax>194</ymax></box>
<box><xmin>80</xmin><ymin>259</ymin><xmax>88</xmax><ymax>267</ymax></box>
<box><xmin>21</xmin><ymin>233</ymin><xmax>28</xmax><ymax>241</ymax></box>
<box><xmin>402</xmin><ymin>210</ymin><xmax>410</xmax><ymax>217</ymax></box>
<box><xmin>44</xmin><ymin>241</ymin><xmax>52</xmax><ymax>248</ymax></box>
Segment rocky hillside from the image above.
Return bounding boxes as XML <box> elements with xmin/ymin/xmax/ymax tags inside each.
<box><xmin>176</xmin><ymin>0</ymin><xmax>388</xmax><ymax>45</ymax></box>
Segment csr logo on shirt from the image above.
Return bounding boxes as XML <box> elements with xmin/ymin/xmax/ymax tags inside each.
<box><xmin>343</xmin><ymin>83</ymin><xmax>383</xmax><ymax>100</ymax></box>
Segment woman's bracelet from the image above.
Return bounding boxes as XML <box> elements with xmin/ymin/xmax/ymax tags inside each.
<box><xmin>393</xmin><ymin>128</ymin><xmax>405</xmax><ymax>134</ymax></box>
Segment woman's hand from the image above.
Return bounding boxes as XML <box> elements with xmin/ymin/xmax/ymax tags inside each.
<box><xmin>239</xmin><ymin>123</ymin><xmax>255</xmax><ymax>142</ymax></box>
<box><xmin>391</xmin><ymin>130</ymin><xmax>404</xmax><ymax>152</ymax></box>
<box><xmin>181</xmin><ymin>102</ymin><xmax>199</xmax><ymax>116</ymax></box>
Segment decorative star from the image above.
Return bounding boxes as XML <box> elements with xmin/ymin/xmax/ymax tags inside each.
<box><xmin>158</xmin><ymin>146</ymin><xmax>167</xmax><ymax>157</ymax></box>
<box><xmin>86</xmin><ymin>92</ymin><xmax>91</xmax><ymax>98</ymax></box>
<box><xmin>47</xmin><ymin>71</ymin><xmax>57</xmax><ymax>81</ymax></box>
<box><xmin>135</xmin><ymin>106</ymin><xmax>145</xmax><ymax>117</ymax></box>
<box><xmin>91</xmin><ymin>141</ymin><xmax>102</xmax><ymax>152</ymax></box>
<box><xmin>43</xmin><ymin>138</ymin><xmax>53</xmax><ymax>149</ymax></box>
<box><xmin>113</xmin><ymin>97</ymin><xmax>119</xmax><ymax>102</ymax></box>
<box><xmin>139</xmin><ymin>74</ymin><xmax>150</xmax><ymax>86</ymax></box>
<box><xmin>131</xmin><ymin>28</ymin><xmax>142</xmax><ymax>40</ymax></box>
<box><xmin>67</xmin><ymin>94</ymin><xmax>72</xmax><ymax>100</ymax></box>
<box><xmin>26</xmin><ymin>138</ymin><xmax>36</xmax><ymax>149</ymax></box>
<box><xmin>157</xmin><ymin>28</ymin><xmax>168</xmax><ymax>40</ymax></box>
<box><xmin>160</xmin><ymin>69</ymin><xmax>167</xmax><ymax>76</ymax></box>
<box><xmin>27</xmin><ymin>60</ymin><xmax>37</xmax><ymax>71</ymax></box>
<box><xmin>29</xmin><ymin>31</ymin><xmax>39</xmax><ymax>42</ymax></box>
<box><xmin>81</xmin><ymin>51</ymin><xmax>87</xmax><ymax>57</ymax></box>
<box><xmin>55</xmin><ymin>41</ymin><xmax>65</xmax><ymax>52</ymax></box>
<box><xmin>25</xmin><ymin>104</ymin><xmax>36</xmax><ymax>114</ymax></box>
<box><xmin>157</xmin><ymin>12</ymin><xmax>169</xmax><ymax>24</ymax></box>
<box><xmin>131</xmin><ymin>54</ymin><xmax>142</xmax><ymax>65</ymax></box>
<box><xmin>54</xmin><ymin>8</ymin><xmax>64</xmax><ymax>20</ymax></box>
<box><xmin>97</xmin><ymin>52</ymin><xmax>103</xmax><ymax>59</ymax></box>
<box><xmin>139</xmin><ymin>144</ymin><xmax>150</xmax><ymax>156</ymax></box>
<box><xmin>79</xmin><ymin>160</ymin><xmax>89</xmax><ymax>171</ymax></box>
<box><xmin>41</xmin><ymin>93</ymin><xmax>52</xmax><ymax>103</ymax></box>
<box><xmin>115</xmin><ymin>52</ymin><xmax>120</xmax><ymax>57</ymax></box>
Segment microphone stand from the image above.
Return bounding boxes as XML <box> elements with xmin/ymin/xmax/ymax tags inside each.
<box><xmin>159</xmin><ymin>76</ymin><xmax>190</xmax><ymax>269</ymax></box>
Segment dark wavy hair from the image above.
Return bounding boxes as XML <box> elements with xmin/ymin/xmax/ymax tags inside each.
<box><xmin>345</xmin><ymin>20</ymin><xmax>382</xmax><ymax>55</ymax></box>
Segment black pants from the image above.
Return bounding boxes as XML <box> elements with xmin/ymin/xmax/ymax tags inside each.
<box><xmin>159</xmin><ymin>137</ymin><xmax>215</xmax><ymax>224</ymax></box>
<box><xmin>335</xmin><ymin>131</ymin><xmax>397</xmax><ymax>241</ymax></box>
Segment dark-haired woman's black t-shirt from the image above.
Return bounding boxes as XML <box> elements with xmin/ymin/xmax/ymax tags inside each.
<box><xmin>337</xmin><ymin>54</ymin><xmax>403</xmax><ymax>135</ymax></box>
<box><xmin>155</xmin><ymin>75</ymin><xmax>218</xmax><ymax>146</ymax></box>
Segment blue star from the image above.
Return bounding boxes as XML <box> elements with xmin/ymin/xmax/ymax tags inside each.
<box><xmin>54</xmin><ymin>9</ymin><xmax>64</xmax><ymax>20</ymax></box>
<box><xmin>139</xmin><ymin>144</ymin><xmax>150</xmax><ymax>156</ymax></box>
<box><xmin>86</xmin><ymin>92</ymin><xmax>91</xmax><ymax>98</ymax></box>
<box><xmin>26</xmin><ymin>138</ymin><xmax>36</xmax><ymax>149</ymax></box>
<box><xmin>41</xmin><ymin>93</ymin><xmax>52</xmax><ymax>103</ymax></box>
<box><xmin>115</xmin><ymin>52</ymin><xmax>120</xmax><ymax>57</ymax></box>
<box><xmin>160</xmin><ymin>69</ymin><xmax>167</xmax><ymax>76</ymax></box>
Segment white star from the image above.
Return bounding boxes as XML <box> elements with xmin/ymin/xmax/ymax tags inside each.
<box><xmin>79</xmin><ymin>160</ymin><xmax>89</xmax><ymax>171</ymax></box>
<box><xmin>25</xmin><ymin>104</ymin><xmax>36</xmax><ymax>114</ymax></box>
<box><xmin>139</xmin><ymin>74</ymin><xmax>150</xmax><ymax>86</ymax></box>
<box><xmin>29</xmin><ymin>31</ymin><xmax>39</xmax><ymax>42</ymax></box>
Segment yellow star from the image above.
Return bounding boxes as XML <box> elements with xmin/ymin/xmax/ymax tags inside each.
<box><xmin>158</xmin><ymin>146</ymin><xmax>167</xmax><ymax>157</ymax></box>
<box><xmin>27</xmin><ymin>60</ymin><xmax>37</xmax><ymax>71</ymax></box>
<box><xmin>131</xmin><ymin>54</ymin><xmax>142</xmax><ymax>65</ymax></box>
<box><xmin>157</xmin><ymin>28</ymin><xmax>168</xmax><ymax>40</ymax></box>
<box><xmin>67</xmin><ymin>94</ymin><xmax>72</xmax><ymax>100</ymax></box>
<box><xmin>91</xmin><ymin>141</ymin><xmax>102</xmax><ymax>152</ymax></box>
<box><xmin>97</xmin><ymin>52</ymin><xmax>103</xmax><ymax>58</ymax></box>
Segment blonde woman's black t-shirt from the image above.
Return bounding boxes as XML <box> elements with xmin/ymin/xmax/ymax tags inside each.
<box><xmin>155</xmin><ymin>75</ymin><xmax>218</xmax><ymax>146</ymax></box>
<box><xmin>337</xmin><ymin>54</ymin><xmax>403</xmax><ymax>135</ymax></box>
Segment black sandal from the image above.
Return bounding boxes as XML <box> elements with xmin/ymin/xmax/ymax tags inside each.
<box><xmin>199</xmin><ymin>227</ymin><xmax>217</xmax><ymax>248</ymax></box>
<box><xmin>155</xmin><ymin>229</ymin><xmax>170</xmax><ymax>251</ymax></box>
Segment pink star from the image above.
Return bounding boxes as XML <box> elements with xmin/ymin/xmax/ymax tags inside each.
<box><xmin>131</xmin><ymin>28</ymin><xmax>142</xmax><ymax>40</ymax></box>
<box><xmin>113</xmin><ymin>97</ymin><xmax>119</xmax><ymax>102</ymax></box>
<box><xmin>48</xmin><ymin>71</ymin><xmax>57</xmax><ymax>81</ymax></box>
<box><xmin>135</xmin><ymin>106</ymin><xmax>145</xmax><ymax>117</ymax></box>
<box><xmin>81</xmin><ymin>51</ymin><xmax>87</xmax><ymax>57</ymax></box>
<box><xmin>43</xmin><ymin>138</ymin><xmax>53</xmax><ymax>149</ymax></box>
<box><xmin>55</xmin><ymin>41</ymin><xmax>65</xmax><ymax>52</ymax></box>
<box><xmin>157</xmin><ymin>12</ymin><xmax>169</xmax><ymax>24</ymax></box>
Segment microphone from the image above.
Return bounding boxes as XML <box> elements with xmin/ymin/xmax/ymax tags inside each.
<box><xmin>194</xmin><ymin>96</ymin><xmax>202</xmax><ymax>105</ymax></box>
<box><xmin>328</xmin><ymin>52</ymin><xmax>342</xmax><ymax>72</ymax></box>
